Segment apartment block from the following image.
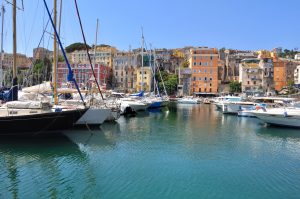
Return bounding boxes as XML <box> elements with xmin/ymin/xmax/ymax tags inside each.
<box><xmin>113</xmin><ymin>51</ymin><xmax>138</xmax><ymax>92</ymax></box>
<box><xmin>189</xmin><ymin>47</ymin><xmax>219</xmax><ymax>94</ymax></box>
<box><xmin>136</xmin><ymin>66</ymin><xmax>152</xmax><ymax>92</ymax></box>
<box><xmin>273</xmin><ymin>58</ymin><xmax>300</xmax><ymax>91</ymax></box>
<box><xmin>57</xmin><ymin>62</ymin><xmax>111</xmax><ymax>88</ymax></box>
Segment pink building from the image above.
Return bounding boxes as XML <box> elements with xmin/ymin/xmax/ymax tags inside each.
<box><xmin>57</xmin><ymin>63</ymin><xmax>111</xmax><ymax>88</ymax></box>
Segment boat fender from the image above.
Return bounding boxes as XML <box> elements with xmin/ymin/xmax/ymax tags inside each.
<box><xmin>55</xmin><ymin>107</ymin><xmax>62</xmax><ymax>112</ymax></box>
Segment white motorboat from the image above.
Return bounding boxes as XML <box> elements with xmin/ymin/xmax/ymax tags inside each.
<box><xmin>221</xmin><ymin>101</ymin><xmax>256</xmax><ymax>114</ymax></box>
<box><xmin>251</xmin><ymin>107</ymin><xmax>300</xmax><ymax>128</ymax></box>
<box><xmin>213</xmin><ymin>96</ymin><xmax>241</xmax><ymax>110</ymax></box>
<box><xmin>177</xmin><ymin>97</ymin><xmax>200</xmax><ymax>104</ymax></box>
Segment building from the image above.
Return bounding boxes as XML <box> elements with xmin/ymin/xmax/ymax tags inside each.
<box><xmin>113</xmin><ymin>51</ymin><xmax>138</xmax><ymax>92</ymax></box>
<box><xmin>294</xmin><ymin>65</ymin><xmax>300</xmax><ymax>87</ymax></box>
<box><xmin>57</xmin><ymin>62</ymin><xmax>111</xmax><ymax>88</ymax></box>
<box><xmin>273</xmin><ymin>58</ymin><xmax>300</xmax><ymax>91</ymax></box>
<box><xmin>189</xmin><ymin>47</ymin><xmax>219</xmax><ymax>95</ymax></box>
<box><xmin>177</xmin><ymin>67</ymin><xmax>192</xmax><ymax>96</ymax></box>
<box><xmin>222</xmin><ymin>50</ymin><xmax>257</xmax><ymax>82</ymax></box>
<box><xmin>295</xmin><ymin>53</ymin><xmax>300</xmax><ymax>60</ymax></box>
<box><xmin>70</xmin><ymin>45</ymin><xmax>117</xmax><ymax>68</ymax></box>
<box><xmin>33</xmin><ymin>47</ymin><xmax>52</xmax><ymax>60</ymax></box>
<box><xmin>136</xmin><ymin>66</ymin><xmax>152</xmax><ymax>92</ymax></box>
<box><xmin>2</xmin><ymin>52</ymin><xmax>30</xmax><ymax>69</ymax></box>
<box><xmin>239</xmin><ymin>58</ymin><xmax>261</xmax><ymax>93</ymax></box>
<box><xmin>70</xmin><ymin>50</ymin><xmax>113</xmax><ymax>67</ymax></box>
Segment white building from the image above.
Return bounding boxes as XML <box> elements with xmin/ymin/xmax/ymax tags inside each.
<box><xmin>294</xmin><ymin>53</ymin><xmax>300</xmax><ymax>60</ymax></box>
<box><xmin>70</xmin><ymin>50</ymin><xmax>112</xmax><ymax>67</ymax></box>
<box><xmin>294</xmin><ymin>65</ymin><xmax>300</xmax><ymax>85</ymax></box>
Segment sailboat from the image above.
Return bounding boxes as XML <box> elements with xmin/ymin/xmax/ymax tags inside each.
<box><xmin>0</xmin><ymin>0</ymin><xmax>88</xmax><ymax>136</ymax></box>
<box><xmin>69</xmin><ymin>4</ymin><xmax>120</xmax><ymax>124</ymax></box>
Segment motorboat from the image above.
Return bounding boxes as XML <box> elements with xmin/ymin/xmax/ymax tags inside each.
<box><xmin>221</xmin><ymin>101</ymin><xmax>256</xmax><ymax>114</ymax></box>
<box><xmin>213</xmin><ymin>96</ymin><xmax>241</xmax><ymax>110</ymax></box>
<box><xmin>177</xmin><ymin>97</ymin><xmax>200</xmax><ymax>104</ymax></box>
<box><xmin>251</xmin><ymin>107</ymin><xmax>300</xmax><ymax>128</ymax></box>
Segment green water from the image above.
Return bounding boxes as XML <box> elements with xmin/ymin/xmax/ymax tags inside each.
<box><xmin>1</xmin><ymin>104</ymin><xmax>300</xmax><ymax>199</ymax></box>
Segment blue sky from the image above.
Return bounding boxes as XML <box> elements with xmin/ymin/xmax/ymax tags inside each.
<box><xmin>2</xmin><ymin>0</ymin><xmax>300</xmax><ymax>56</ymax></box>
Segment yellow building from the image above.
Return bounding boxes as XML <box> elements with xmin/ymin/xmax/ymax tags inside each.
<box><xmin>135</xmin><ymin>66</ymin><xmax>152</xmax><ymax>92</ymax></box>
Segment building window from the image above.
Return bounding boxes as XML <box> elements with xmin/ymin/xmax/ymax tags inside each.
<box><xmin>247</xmin><ymin>81</ymin><xmax>250</xmax><ymax>85</ymax></box>
<box><xmin>204</xmin><ymin>69</ymin><xmax>206</xmax><ymax>73</ymax></box>
<box><xmin>210</xmin><ymin>56</ymin><xmax>213</xmax><ymax>60</ymax></box>
<box><xmin>210</xmin><ymin>77</ymin><xmax>212</xmax><ymax>81</ymax></box>
<box><xmin>194</xmin><ymin>56</ymin><xmax>196</xmax><ymax>60</ymax></box>
<box><xmin>194</xmin><ymin>62</ymin><xmax>196</xmax><ymax>66</ymax></box>
<box><xmin>194</xmin><ymin>69</ymin><xmax>196</xmax><ymax>73</ymax></box>
<box><xmin>198</xmin><ymin>77</ymin><xmax>201</xmax><ymax>80</ymax></box>
<box><xmin>254</xmin><ymin>81</ymin><xmax>256</xmax><ymax>85</ymax></box>
<box><xmin>209</xmin><ymin>88</ymin><xmax>212</xmax><ymax>92</ymax></box>
<box><xmin>198</xmin><ymin>69</ymin><xmax>201</xmax><ymax>73</ymax></box>
<box><xmin>204</xmin><ymin>77</ymin><xmax>207</xmax><ymax>81</ymax></box>
<box><xmin>193</xmin><ymin>77</ymin><xmax>196</xmax><ymax>81</ymax></box>
<box><xmin>199</xmin><ymin>62</ymin><xmax>202</xmax><ymax>66</ymax></box>
<box><xmin>199</xmin><ymin>88</ymin><xmax>201</xmax><ymax>92</ymax></box>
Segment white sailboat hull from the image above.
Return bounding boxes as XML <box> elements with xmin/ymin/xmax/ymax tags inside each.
<box><xmin>76</xmin><ymin>107</ymin><xmax>111</xmax><ymax>125</ymax></box>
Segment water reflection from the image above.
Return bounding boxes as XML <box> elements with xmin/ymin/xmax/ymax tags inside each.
<box><xmin>0</xmin><ymin>135</ymin><xmax>86</xmax><ymax>199</ymax></box>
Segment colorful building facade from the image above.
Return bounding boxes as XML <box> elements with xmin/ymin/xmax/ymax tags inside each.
<box><xmin>189</xmin><ymin>47</ymin><xmax>219</xmax><ymax>94</ymax></box>
<box><xmin>57</xmin><ymin>62</ymin><xmax>111</xmax><ymax>88</ymax></box>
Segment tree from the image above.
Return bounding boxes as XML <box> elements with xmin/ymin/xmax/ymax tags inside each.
<box><xmin>65</xmin><ymin>42</ymin><xmax>91</xmax><ymax>53</ymax></box>
<box><xmin>287</xmin><ymin>79</ymin><xmax>295</xmax><ymax>94</ymax></box>
<box><xmin>156</xmin><ymin>70</ymin><xmax>178</xmax><ymax>95</ymax></box>
<box><xmin>181</xmin><ymin>60</ymin><xmax>189</xmax><ymax>68</ymax></box>
<box><xmin>229</xmin><ymin>81</ymin><xmax>241</xmax><ymax>93</ymax></box>
<box><xmin>32</xmin><ymin>58</ymin><xmax>52</xmax><ymax>85</ymax></box>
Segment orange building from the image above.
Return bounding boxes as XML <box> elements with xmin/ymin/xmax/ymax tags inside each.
<box><xmin>273</xmin><ymin>58</ymin><xmax>299</xmax><ymax>91</ymax></box>
<box><xmin>189</xmin><ymin>47</ymin><xmax>219</xmax><ymax>94</ymax></box>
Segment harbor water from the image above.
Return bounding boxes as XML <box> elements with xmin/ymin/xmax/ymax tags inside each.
<box><xmin>1</xmin><ymin>103</ymin><xmax>300</xmax><ymax>199</ymax></box>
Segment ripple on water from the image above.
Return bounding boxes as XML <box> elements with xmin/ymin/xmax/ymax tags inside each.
<box><xmin>1</xmin><ymin>105</ymin><xmax>300</xmax><ymax>198</ymax></box>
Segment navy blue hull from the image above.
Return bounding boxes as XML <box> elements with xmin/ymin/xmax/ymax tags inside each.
<box><xmin>0</xmin><ymin>108</ymin><xmax>88</xmax><ymax>136</ymax></box>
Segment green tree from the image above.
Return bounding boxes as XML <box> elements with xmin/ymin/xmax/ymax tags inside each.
<box><xmin>32</xmin><ymin>58</ymin><xmax>52</xmax><ymax>85</ymax></box>
<box><xmin>156</xmin><ymin>70</ymin><xmax>178</xmax><ymax>95</ymax></box>
<box><xmin>65</xmin><ymin>42</ymin><xmax>91</xmax><ymax>53</ymax></box>
<box><xmin>287</xmin><ymin>79</ymin><xmax>295</xmax><ymax>94</ymax></box>
<box><xmin>229</xmin><ymin>81</ymin><xmax>241</xmax><ymax>93</ymax></box>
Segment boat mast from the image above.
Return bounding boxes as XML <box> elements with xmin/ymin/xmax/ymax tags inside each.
<box><xmin>149</xmin><ymin>44</ymin><xmax>151</xmax><ymax>93</ymax></box>
<box><xmin>0</xmin><ymin>4</ymin><xmax>4</xmax><ymax>86</ymax></box>
<box><xmin>53</xmin><ymin>0</ymin><xmax>58</xmax><ymax>105</ymax></box>
<box><xmin>141</xmin><ymin>27</ymin><xmax>144</xmax><ymax>91</ymax></box>
<box><xmin>93</xmin><ymin>19</ymin><xmax>99</xmax><ymax>84</ymax></box>
<box><xmin>12</xmin><ymin>0</ymin><xmax>17</xmax><ymax>100</ymax></box>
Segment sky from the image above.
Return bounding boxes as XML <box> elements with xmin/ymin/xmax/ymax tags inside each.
<box><xmin>2</xmin><ymin>0</ymin><xmax>300</xmax><ymax>56</ymax></box>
